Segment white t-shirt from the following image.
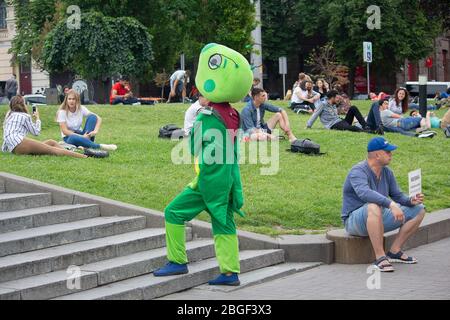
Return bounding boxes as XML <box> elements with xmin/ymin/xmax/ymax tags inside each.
<box><xmin>291</xmin><ymin>87</ymin><xmax>319</xmax><ymax>104</ymax></box>
<box><xmin>184</xmin><ymin>101</ymin><xmax>203</xmax><ymax>135</ymax></box>
<box><xmin>170</xmin><ymin>70</ymin><xmax>186</xmax><ymax>82</ymax></box>
<box><xmin>56</xmin><ymin>106</ymin><xmax>91</xmax><ymax>137</ymax></box>
<box><xmin>291</xmin><ymin>87</ymin><xmax>303</xmax><ymax>104</ymax></box>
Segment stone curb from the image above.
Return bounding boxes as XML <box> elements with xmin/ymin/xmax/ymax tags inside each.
<box><xmin>327</xmin><ymin>208</ymin><xmax>450</xmax><ymax>264</ymax></box>
<box><xmin>10</xmin><ymin>173</ymin><xmax>449</xmax><ymax>265</ymax></box>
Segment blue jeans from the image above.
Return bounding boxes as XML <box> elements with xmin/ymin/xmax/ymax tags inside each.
<box><xmin>111</xmin><ymin>97</ymin><xmax>139</xmax><ymax>105</ymax></box>
<box><xmin>64</xmin><ymin>114</ymin><xmax>101</xmax><ymax>149</ymax></box>
<box><xmin>345</xmin><ymin>203</ymin><xmax>425</xmax><ymax>237</ymax></box>
<box><xmin>170</xmin><ymin>79</ymin><xmax>184</xmax><ymax>96</ymax></box>
<box><xmin>398</xmin><ymin>117</ymin><xmax>422</xmax><ymax>130</ymax></box>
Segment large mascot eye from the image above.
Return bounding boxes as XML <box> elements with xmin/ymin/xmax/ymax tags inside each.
<box><xmin>208</xmin><ymin>54</ymin><xmax>222</xmax><ymax>69</ymax></box>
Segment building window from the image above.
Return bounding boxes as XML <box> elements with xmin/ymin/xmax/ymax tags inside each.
<box><xmin>0</xmin><ymin>1</ymin><xmax>7</xmax><ymax>30</ymax></box>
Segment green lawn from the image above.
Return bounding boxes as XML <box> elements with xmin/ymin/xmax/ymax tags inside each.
<box><xmin>1</xmin><ymin>101</ymin><xmax>449</xmax><ymax>236</ymax></box>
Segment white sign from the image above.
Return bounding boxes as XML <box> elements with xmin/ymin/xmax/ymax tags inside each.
<box><xmin>363</xmin><ymin>42</ymin><xmax>373</xmax><ymax>63</ymax></box>
<box><xmin>408</xmin><ymin>169</ymin><xmax>422</xmax><ymax>198</ymax></box>
<box><xmin>279</xmin><ymin>56</ymin><xmax>287</xmax><ymax>75</ymax></box>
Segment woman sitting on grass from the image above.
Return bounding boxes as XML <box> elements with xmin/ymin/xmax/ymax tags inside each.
<box><xmin>57</xmin><ymin>90</ymin><xmax>117</xmax><ymax>153</ymax></box>
<box><xmin>2</xmin><ymin>96</ymin><xmax>87</xmax><ymax>158</ymax></box>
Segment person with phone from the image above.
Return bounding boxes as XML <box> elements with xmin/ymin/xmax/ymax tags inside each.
<box><xmin>2</xmin><ymin>96</ymin><xmax>88</xmax><ymax>158</ymax></box>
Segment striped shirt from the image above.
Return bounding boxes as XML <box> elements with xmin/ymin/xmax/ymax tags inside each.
<box><xmin>2</xmin><ymin>112</ymin><xmax>41</xmax><ymax>153</ymax></box>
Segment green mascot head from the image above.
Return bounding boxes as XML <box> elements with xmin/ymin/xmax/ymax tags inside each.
<box><xmin>195</xmin><ymin>43</ymin><xmax>253</xmax><ymax>103</ymax></box>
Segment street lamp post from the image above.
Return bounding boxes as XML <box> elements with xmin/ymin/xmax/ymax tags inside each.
<box><xmin>251</xmin><ymin>0</ymin><xmax>263</xmax><ymax>88</ymax></box>
<box><xmin>418</xmin><ymin>75</ymin><xmax>428</xmax><ymax>117</ymax></box>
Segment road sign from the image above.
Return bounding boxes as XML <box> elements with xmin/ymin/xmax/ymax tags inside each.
<box><xmin>363</xmin><ymin>42</ymin><xmax>372</xmax><ymax>63</ymax></box>
<box><xmin>279</xmin><ymin>56</ymin><xmax>287</xmax><ymax>75</ymax></box>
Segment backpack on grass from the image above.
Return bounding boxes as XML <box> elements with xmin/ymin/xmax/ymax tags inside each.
<box><xmin>158</xmin><ymin>124</ymin><xmax>184</xmax><ymax>139</ymax></box>
<box><xmin>290</xmin><ymin>138</ymin><xmax>324</xmax><ymax>155</ymax></box>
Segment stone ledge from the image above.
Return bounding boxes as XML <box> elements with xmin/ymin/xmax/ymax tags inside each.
<box><xmin>0</xmin><ymin>172</ymin><xmax>335</xmax><ymax>264</ymax></box>
<box><xmin>4</xmin><ymin>172</ymin><xmax>447</xmax><ymax>266</ymax></box>
<box><xmin>327</xmin><ymin>209</ymin><xmax>450</xmax><ymax>264</ymax></box>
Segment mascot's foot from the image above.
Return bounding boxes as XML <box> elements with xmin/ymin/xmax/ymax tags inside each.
<box><xmin>153</xmin><ymin>262</ymin><xmax>188</xmax><ymax>276</ymax></box>
<box><xmin>208</xmin><ymin>273</ymin><xmax>240</xmax><ymax>286</ymax></box>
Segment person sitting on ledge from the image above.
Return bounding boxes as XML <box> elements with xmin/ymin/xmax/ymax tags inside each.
<box><xmin>341</xmin><ymin>137</ymin><xmax>426</xmax><ymax>272</ymax></box>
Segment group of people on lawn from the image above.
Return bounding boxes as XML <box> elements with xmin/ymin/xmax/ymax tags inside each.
<box><xmin>2</xmin><ymin>65</ymin><xmax>444</xmax><ymax>282</ymax></box>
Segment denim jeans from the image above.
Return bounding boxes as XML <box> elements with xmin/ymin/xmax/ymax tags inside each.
<box><xmin>111</xmin><ymin>97</ymin><xmax>139</xmax><ymax>105</ymax></box>
<box><xmin>63</xmin><ymin>114</ymin><xmax>101</xmax><ymax>149</ymax></box>
<box><xmin>398</xmin><ymin>117</ymin><xmax>422</xmax><ymax>130</ymax></box>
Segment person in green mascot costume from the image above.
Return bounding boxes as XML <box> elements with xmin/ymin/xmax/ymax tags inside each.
<box><xmin>153</xmin><ymin>43</ymin><xmax>253</xmax><ymax>286</ymax></box>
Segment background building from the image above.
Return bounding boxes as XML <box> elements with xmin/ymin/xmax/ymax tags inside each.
<box><xmin>0</xmin><ymin>1</ymin><xmax>49</xmax><ymax>97</ymax></box>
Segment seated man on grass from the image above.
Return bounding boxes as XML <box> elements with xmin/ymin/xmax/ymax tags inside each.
<box><xmin>306</xmin><ymin>90</ymin><xmax>371</xmax><ymax>132</ymax></box>
<box><xmin>342</xmin><ymin>137</ymin><xmax>426</xmax><ymax>272</ymax></box>
<box><xmin>242</xmin><ymin>87</ymin><xmax>297</xmax><ymax>142</ymax></box>
<box><xmin>290</xmin><ymin>80</ymin><xmax>320</xmax><ymax>114</ymax></box>
<box><xmin>110</xmin><ymin>76</ymin><xmax>140</xmax><ymax>105</ymax></box>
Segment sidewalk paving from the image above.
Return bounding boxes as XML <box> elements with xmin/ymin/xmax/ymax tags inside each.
<box><xmin>160</xmin><ymin>237</ymin><xmax>450</xmax><ymax>300</ymax></box>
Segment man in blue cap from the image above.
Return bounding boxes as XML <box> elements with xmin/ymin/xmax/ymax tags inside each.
<box><xmin>342</xmin><ymin>137</ymin><xmax>425</xmax><ymax>272</ymax></box>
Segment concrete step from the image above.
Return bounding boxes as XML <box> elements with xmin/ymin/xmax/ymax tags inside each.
<box><xmin>0</xmin><ymin>228</ymin><xmax>192</xmax><ymax>283</ymax></box>
<box><xmin>0</xmin><ymin>216</ymin><xmax>147</xmax><ymax>257</ymax></box>
<box><xmin>0</xmin><ymin>193</ymin><xmax>52</xmax><ymax>212</ymax></box>
<box><xmin>0</xmin><ymin>205</ymin><xmax>100</xmax><ymax>234</ymax></box>
<box><xmin>0</xmin><ymin>239</ymin><xmax>215</xmax><ymax>300</ymax></box>
<box><xmin>54</xmin><ymin>249</ymin><xmax>285</xmax><ymax>300</ymax></box>
<box><xmin>191</xmin><ymin>262</ymin><xmax>322</xmax><ymax>293</ymax></box>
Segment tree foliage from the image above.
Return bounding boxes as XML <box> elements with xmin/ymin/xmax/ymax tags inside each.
<box><xmin>41</xmin><ymin>12</ymin><xmax>153</xmax><ymax>79</ymax></box>
<box><xmin>10</xmin><ymin>0</ymin><xmax>256</xmax><ymax>76</ymax></box>
<box><xmin>10</xmin><ymin>0</ymin><xmax>63</xmax><ymax>65</ymax></box>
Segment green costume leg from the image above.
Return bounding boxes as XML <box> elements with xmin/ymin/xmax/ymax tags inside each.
<box><xmin>164</xmin><ymin>187</ymin><xmax>207</xmax><ymax>264</ymax></box>
<box><xmin>211</xmin><ymin>205</ymin><xmax>240</xmax><ymax>274</ymax></box>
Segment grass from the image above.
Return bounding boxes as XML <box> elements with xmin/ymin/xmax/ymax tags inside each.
<box><xmin>1</xmin><ymin>101</ymin><xmax>449</xmax><ymax>236</ymax></box>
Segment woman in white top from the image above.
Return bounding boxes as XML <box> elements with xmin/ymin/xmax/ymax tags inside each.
<box><xmin>388</xmin><ymin>87</ymin><xmax>409</xmax><ymax>115</ymax></box>
<box><xmin>2</xmin><ymin>96</ymin><xmax>86</xmax><ymax>158</ymax></box>
<box><xmin>57</xmin><ymin>90</ymin><xmax>116</xmax><ymax>151</ymax></box>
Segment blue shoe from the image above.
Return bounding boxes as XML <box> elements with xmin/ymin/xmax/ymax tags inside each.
<box><xmin>208</xmin><ymin>273</ymin><xmax>240</xmax><ymax>286</ymax></box>
<box><xmin>153</xmin><ymin>262</ymin><xmax>188</xmax><ymax>277</ymax></box>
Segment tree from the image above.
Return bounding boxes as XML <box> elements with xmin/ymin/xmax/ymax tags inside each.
<box><xmin>11</xmin><ymin>0</ymin><xmax>256</xmax><ymax>76</ymax></box>
<box><xmin>419</xmin><ymin>0</ymin><xmax>450</xmax><ymax>31</ymax></box>
<box><xmin>260</xmin><ymin>0</ymin><xmax>301</xmax><ymax>61</ymax></box>
<box><xmin>10</xmin><ymin>0</ymin><xmax>63</xmax><ymax>65</ymax></box>
<box><xmin>306</xmin><ymin>42</ymin><xmax>349</xmax><ymax>87</ymax></box>
<box><xmin>322</xmin><ymin>0</ymin><xmax>441</xmax><ymax>95</ymax></box>
<box><xmin>41</xmin><ymin>12</ymin><xmax>153</xmax><ymax>79</ymax></box>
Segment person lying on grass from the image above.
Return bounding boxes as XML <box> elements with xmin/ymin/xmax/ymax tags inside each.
<box><xmin>379</xmin><ymin>99</ymin><xmax>436</xmax><ymax>138</ymax></box>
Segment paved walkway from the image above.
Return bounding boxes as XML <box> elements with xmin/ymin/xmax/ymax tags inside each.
<box><xmin>160</xmin><ymin>237</ymin><xmax>450</xmax><ymax>300</ymax></box>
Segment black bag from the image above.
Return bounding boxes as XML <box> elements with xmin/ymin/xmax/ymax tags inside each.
<box><xmin>290</xmin><ymin>138</ymin><xmax>321</xmax><ymax>155</ymax></box>
<box><xmin>158</xmin><ymin>124</ymin><xmax>184</xmax><ymax>139</ymax></box>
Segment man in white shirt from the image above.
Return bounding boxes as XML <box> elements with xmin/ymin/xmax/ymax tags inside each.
<box><xmin>290</xmin><ymin>80</ymin><xmax>320</xmax><ymax>113</ymax></box>
<box><xmin>184</xmin><ymin>94</ymin><xmax>210</xmax><ymax>136</ymax></box>
<box><xmin>168</xmin><ymin>70</ymin><xmax>191</xmax><ymax>103</ymax></box>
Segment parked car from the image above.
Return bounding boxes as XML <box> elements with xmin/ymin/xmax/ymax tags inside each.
<box><xmin>24</xmin><ymin>94</ymin><xmax>47</xmax><ymax>106</ymax></box>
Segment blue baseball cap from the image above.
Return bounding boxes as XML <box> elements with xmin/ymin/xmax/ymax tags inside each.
<box><xmin>367</xmin><ymin>137</ymin><xmax>398</xmax><ymax>152</ymax></box>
